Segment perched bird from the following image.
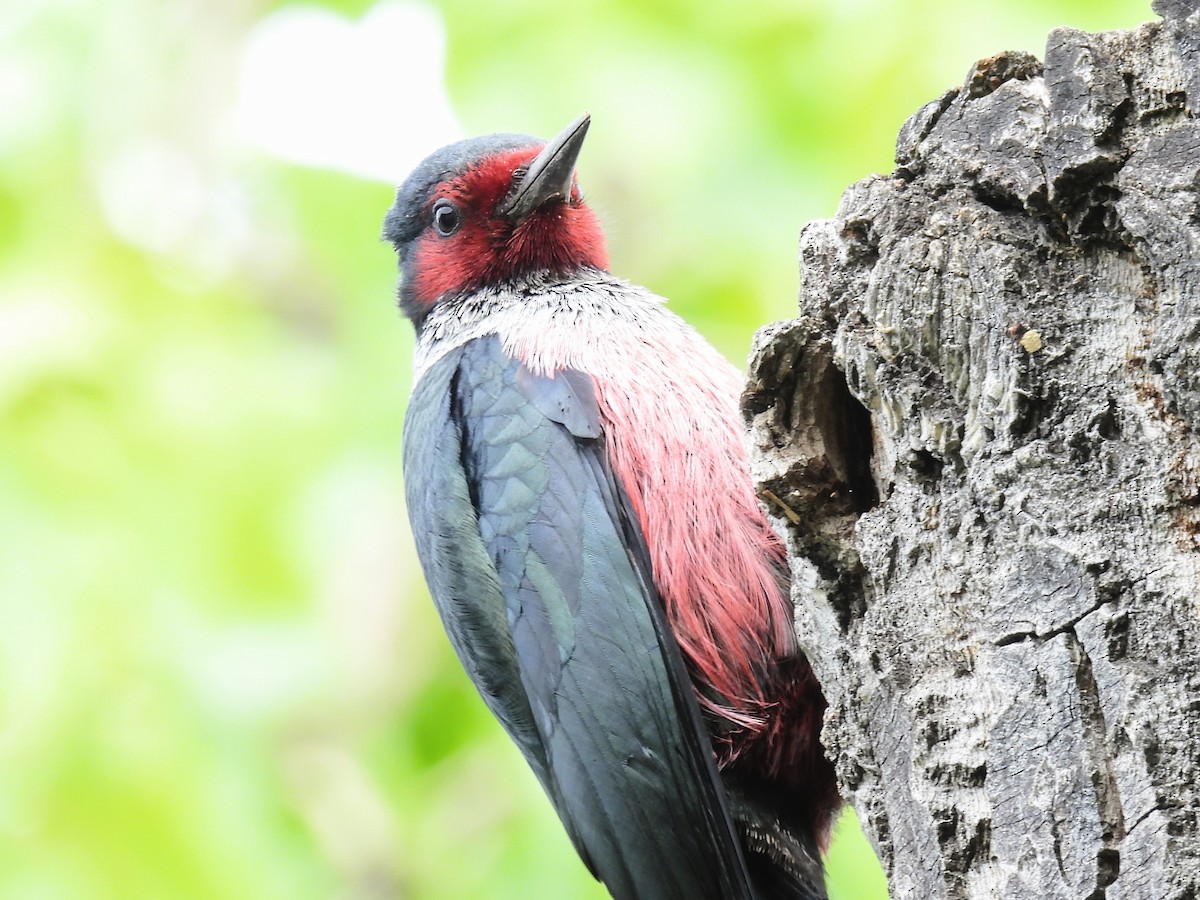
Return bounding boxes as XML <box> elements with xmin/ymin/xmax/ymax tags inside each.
<box><xmin>386</xmin><ymin>114</ymin><xmax>839</xmax><ymax>899</ymax></box>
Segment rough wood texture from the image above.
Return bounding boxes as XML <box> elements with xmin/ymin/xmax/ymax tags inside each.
<box><xmin>743</xmin><ymin>4</ymin><xmax>1200</xmax><ymax>898</ymax></box>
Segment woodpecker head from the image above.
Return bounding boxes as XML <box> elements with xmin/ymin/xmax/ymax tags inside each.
<box><xmin>384</xmin><ymin>114</ymin><xmax>609</xmax><ymax>327</ymax></box>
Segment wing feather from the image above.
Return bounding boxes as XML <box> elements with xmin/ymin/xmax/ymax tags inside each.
<box><xmin>403</xmin><ymin>335</ymin><xmax>755</xmax><ymax>900</ymax></box>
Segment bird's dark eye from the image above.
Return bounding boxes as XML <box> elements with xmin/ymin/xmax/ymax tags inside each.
<box><xmin>432</xmin><ymin>199</ymin><xmax>461</xmax><ymax>237</ymax></box>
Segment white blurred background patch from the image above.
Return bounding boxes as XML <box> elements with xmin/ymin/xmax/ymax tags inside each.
<box><xmin>234</xmin><ymin>1</ymin><xmax>462</xmax><ymax>183</ymax></box>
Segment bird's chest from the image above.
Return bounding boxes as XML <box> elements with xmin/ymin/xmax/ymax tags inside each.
<box><xmin>501</xmin><ymin>303</ymin><xmax>744</xmax><ymax>480</ymax></box>
<box><xmin>498</xmin><ymin>297</ymin><xmax>754</xmax><ymax>569</ymax></box>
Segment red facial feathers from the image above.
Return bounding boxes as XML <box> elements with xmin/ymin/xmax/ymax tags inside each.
<box><xmin>410</xmin><ymin>148</ymin><xmax>609</xmax><ymax>310</ymax></box>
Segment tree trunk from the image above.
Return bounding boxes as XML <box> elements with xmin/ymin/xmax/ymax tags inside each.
<box><xmin>743</xmin><ymin>4</ymin><xmax>1200</xmax><ymax>898</ymax></box>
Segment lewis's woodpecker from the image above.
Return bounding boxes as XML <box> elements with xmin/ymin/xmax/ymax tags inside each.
<box><xmin>386</xmin><ymin>114</ymin><xmax>839</xmax><ymax>899</ymax></box>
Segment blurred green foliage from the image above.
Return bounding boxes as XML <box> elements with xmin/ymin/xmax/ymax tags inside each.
<box><xmin>0</xmin><ymin>0</ymin><xmax>1148</xmax><ymax>897</ymax></box>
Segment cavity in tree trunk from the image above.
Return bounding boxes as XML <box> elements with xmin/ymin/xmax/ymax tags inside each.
<box><xmin>744</xmin><ymin>3</ymin><xmax>1200</xmax><ymax>898</ymax></box>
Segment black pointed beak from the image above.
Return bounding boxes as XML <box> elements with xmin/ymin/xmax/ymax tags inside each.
<box><xmin>498</xmin><ymin>113</ymin><xmax>590</xmax><ymax>221</ymax></box>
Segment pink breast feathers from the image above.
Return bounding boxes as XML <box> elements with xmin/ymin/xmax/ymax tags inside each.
<box><xmin>513</xmin><ymin>308</ymin><xmax>795</xmax><ymax>762</ymax></box>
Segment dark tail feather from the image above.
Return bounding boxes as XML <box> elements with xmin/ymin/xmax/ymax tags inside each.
<box><xmin>724</xmin><ymin>777</ymin><xmax>829</xmax><ymax>900</ymax></box>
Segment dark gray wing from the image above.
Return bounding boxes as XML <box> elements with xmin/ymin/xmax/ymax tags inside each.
<box><xmin>403</xmin><ymin>335</ymin><xmax>755</xmax><ymax>900</ymax></box>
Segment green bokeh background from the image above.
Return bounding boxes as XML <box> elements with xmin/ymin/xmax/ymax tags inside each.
<box><xmin>1</xmin><ymin>1</ymin><xmax>1149</xmax><ymax>898</ymax></box>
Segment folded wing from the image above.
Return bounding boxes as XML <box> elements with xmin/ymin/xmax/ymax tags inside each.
<box><xmin>403</xmin><ymin>334</ymin><xmax>755</xmax><ymax>900</ymax></box>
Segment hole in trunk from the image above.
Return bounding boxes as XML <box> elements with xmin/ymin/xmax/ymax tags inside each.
<box><xmin>814</xmin><ymin>360</ymin><xmax>879</xmax><ymax>515</ymax></box>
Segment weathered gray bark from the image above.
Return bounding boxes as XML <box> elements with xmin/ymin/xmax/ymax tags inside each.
<box><xmin>743</xmin><ymin>4</ymin><xmax>1200</xmax><ymax>899</ymax></box>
